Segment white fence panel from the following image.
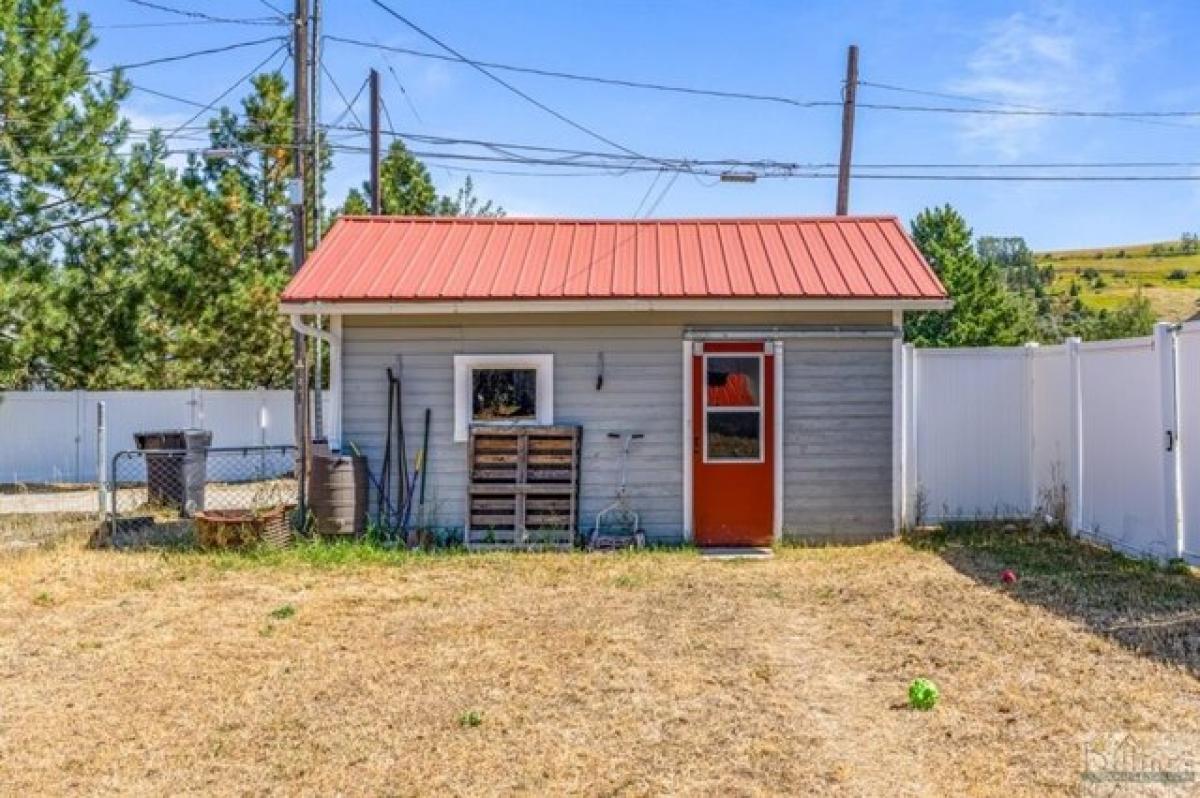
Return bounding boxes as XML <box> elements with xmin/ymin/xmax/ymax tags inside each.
<box><xmin>199</xmin><ymin>390</ymin><xmax>269</xmax><ymax>447</ymax></box>
<box><xmin>0</xmin><ymin>389</ymin><xmax>313</xmax><ymax>484</ymax></box>
<box><xmin>1180</xmin><ymin>322</ymin><xmax>1200</xmax><ymax>561</ymax></box>
<box><xmin>1030</xmin><ymin>345</ymin><xmax>1070</xmax><ymax>504</ymax></box>
<box><xmin>0</xmin><ymin>392</ymin><xmax>82</xmax><ymax>483</ymax></box>
<box><xmin>1077</xmin><ymin>338</ymin><xmax>1168</xmax><ymax>557</ymax></box>
<box><xmin>913</xmin><ymin>348</ymin><xmax>1030</xmax><ymax>520</ymax></box>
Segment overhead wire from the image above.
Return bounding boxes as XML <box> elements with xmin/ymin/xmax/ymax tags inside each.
<box><xmin>124</xmin><ymin>0</ymin><xmax>282</xmax><ymax>26</ymax></box>
<box><xmin>324</xmin><ymin>34</ymin><xmax>838</xmax><ymax>109</ymax></box>
<box><xmin>5</xmin><ymin>41</ymin><xmax>290</xmax><ymax>242</ymax></box>
<box><xmin>321</xmin><ymin>63</ymin><xmax>367</xmax><ymax>130</ymax></box>
<box><xmin>363</xmin><ymin>0</ymin><xmax>682</xmax><ymax>172</ymax></box>
<box><xmin>88</xmin><ymin>36</ymin><xmax>286</xmax><ymax>76</ymax></box>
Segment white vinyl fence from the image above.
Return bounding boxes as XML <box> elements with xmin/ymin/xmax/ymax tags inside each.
<box><xmin>0</xmin><ymin>389</ymin><xmax>323</xmax><ymax>485</ymax></box>
<box><xmin>903</xmin><ymin>321</ymin><xmax>1198</xmax><ymax>563</ymax></box>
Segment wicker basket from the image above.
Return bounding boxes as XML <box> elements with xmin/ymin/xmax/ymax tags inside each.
<box><xmin>195</xmin><ymin>505</ymin><xmax>293</xmax><ymax>550</ymax></box>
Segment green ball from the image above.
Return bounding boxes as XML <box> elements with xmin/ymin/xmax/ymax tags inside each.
<box><xmin>908</xmin><ymin>678</ymin><xmax>940</xmax><ymax>710</ymax></box>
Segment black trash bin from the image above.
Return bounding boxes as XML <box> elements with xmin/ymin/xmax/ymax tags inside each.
<box><xmin>134</xmin><ymin>429</ymin><xmax>212</xmax><ymax>516</ymax></box>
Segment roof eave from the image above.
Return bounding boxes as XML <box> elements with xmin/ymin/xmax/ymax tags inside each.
<box><xmin>279</xmin><ymin>297</ymin><xmax>953</xmax><ymax>315</ymax></box>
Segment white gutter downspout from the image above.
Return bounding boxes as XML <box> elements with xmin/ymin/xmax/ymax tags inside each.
<box><xmin>291</xmin><ymin>314</ymin><xmax>342</xmax><ymax>450</ymax></box>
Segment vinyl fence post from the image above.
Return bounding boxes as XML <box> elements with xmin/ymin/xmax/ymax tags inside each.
<box><xmin>1155</xmin><ymin>322</ymin><xmax>1184</xmax><ymax>560</ymax></box>
<box><xmin>902</xmin><ymin>343</ymin><xmax>917</xmax><ymax>528</ymax></box>
<box><xmin>892</xmin><ymin>334</ymin><xmax>904</xmax><ymax>533</ymax></box>
<box><xmin>74</xmin><ymin>389</ymin><xmax>85</xmax><ymax>483</ymax></box>
<box><xmin>96</xmin><ymin>401</ymin><xmax>107</xmax><ymax>522</ymax></box>
<box><xmin>1024</xmin><ymin>342</ymin><xmax>1039</xmax><ymax>516</ymax></box>
<box><xmin>1067</xmin><ymin>337</ymin><xmax>1084</xmax><ymax>535</ymax></box>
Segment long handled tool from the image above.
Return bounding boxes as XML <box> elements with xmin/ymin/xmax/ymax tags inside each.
<box><xmin>379</xmin><ymin>369</ymin><xmax>395</xmax><ymax>527</ymax></box>
<box><xmin>401</xmin><ymin>408</ymin><xmax>431</xmax><ymax>539</ymax></box>
<box><xmin>394</xmin><ymin>365</ymin><xmax>408</xmax><ymax>516</ymax></box>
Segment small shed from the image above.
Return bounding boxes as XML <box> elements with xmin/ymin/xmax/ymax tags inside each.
<box><xmin>280</xmin><ymin>215</ymin><xmax>948</xmax><ymax>547</ymax></box>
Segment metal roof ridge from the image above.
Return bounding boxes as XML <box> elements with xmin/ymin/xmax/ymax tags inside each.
<box><xmin>331</xmin><ymin>213</ymin><xmax>904</xmax><ymax>225</ymax></box>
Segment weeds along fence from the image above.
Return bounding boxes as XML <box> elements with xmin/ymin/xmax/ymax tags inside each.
<box><xmin>903</xmin><ymin>320</ymin><xmax>1199</xmax><ymax>563</ymax></box>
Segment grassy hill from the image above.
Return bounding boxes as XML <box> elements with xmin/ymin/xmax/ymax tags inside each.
<box><xmin>1038</xmin><ymin>241</ymin><xmax>1200</xmax><ymax>322</ymax></box>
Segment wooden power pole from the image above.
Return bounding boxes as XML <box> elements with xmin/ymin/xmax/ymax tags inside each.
<box><xmin>292</xmin><ymin>0</ymin><xmax>310</xmax><ymax>523</ymax></box>
<box><xmin>835</xmin><ymin>44</ymin><xmax>859</xmax><ymax>216</ymax></box>
<box><xmin>369</xmin><ymin>68</ymin><xmax>381</xmax><ymax>214</ymax></box>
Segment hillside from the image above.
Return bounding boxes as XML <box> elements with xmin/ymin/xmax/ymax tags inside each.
<box><xmin>1038</xmin><ymin>241</ymin><xmax>1200</xmax><ymax>322</ymax></box>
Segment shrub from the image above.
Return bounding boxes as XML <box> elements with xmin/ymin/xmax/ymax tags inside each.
<box><xmin>1167</xmin><ymin>268</ymin><xmax>1189</xmax><ymax>281</ymax></box>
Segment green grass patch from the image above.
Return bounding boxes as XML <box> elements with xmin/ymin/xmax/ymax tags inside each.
<box><xmin>906</xmin><ymin>522</ymin><xmax>1200</xmax><ymax>618</ymax></box>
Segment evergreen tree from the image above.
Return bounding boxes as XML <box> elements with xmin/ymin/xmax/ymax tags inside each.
<box><xmin>0</xmin><ymin>0</ymin><xmax>129</xmax><ymax>386</ymax></box>
<box><xmin>905</xmin><ymin>205</ymin><xmax>1036</xmax><ymax>347</ymax></box>
<box><xmin>340</xmin><ymin>140</ymin><xmax>503</xmax><ymax>217</ymax></box>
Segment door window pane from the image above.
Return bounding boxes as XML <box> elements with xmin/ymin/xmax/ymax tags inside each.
<box><xmin>472</xmin><ymin>368</ymin><xmax>537</xmax><ymax>420</ymax></box>
<box><xmin>706</xmin><ymin>356</ymin><xmax>760</xmax><ymax>407</ymax></box>
<box><xmin>706</xmin><ymin>411</ymin><xmax>761</xmax><ymax>460</ymax></box>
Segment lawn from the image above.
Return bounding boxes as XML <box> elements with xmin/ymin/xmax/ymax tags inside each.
<box><xmin>2</xmin><ymin>517</ymin><xmax>1200</xmax><ymax>795</ymax></box>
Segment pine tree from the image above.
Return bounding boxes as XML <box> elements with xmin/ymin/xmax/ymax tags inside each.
<box><xmin>340</xmin><ymin>140</ymin><xmax>503</xmax><ymax>217</ymax></box>
<box><xmin>905</xmin><ymin>205</ymin><xmax>1036</xmax><ymax>347</ymax></box>
<box><xmin>0</xmin><ymin>1</ymin><xmax>130</xmax><ymax>387</ymax></box>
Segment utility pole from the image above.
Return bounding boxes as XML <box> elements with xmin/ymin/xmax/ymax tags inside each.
<box><xmin>310</xmin><ymin>0</ymin><xmax>324</xmax><ymax>441</ymax></box>
<box><xmin>835</xmin><ymin>44</ymin><xmax>858</xmax><ymax>216</ymax></box>
<box><xmin>369</xmin><ymin>68</ymin><xmax>381</xmax><ymax>214</ymax></box>
<box><xmin>292</xmin><ymin>0</ymin><xmax>310</xmax><ymax>524</ymax></box>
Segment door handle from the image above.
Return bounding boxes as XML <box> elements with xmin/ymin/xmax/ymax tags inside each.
<box><xmin>1166</xmin><ymin>430</ymin><xmax>1175</xmax><ymax>452</ymax></box>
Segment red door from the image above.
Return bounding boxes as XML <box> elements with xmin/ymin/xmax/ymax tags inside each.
<box><xmin>692</xmin><ymin>342</ymin><xmax>775</xmax><ymax>547</ymax></box>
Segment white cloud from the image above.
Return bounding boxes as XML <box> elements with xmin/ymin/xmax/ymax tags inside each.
<box><xmin>949</xmin><ymin>5</ymin><xmax>1119</xmax><ymax>158</ymax></box>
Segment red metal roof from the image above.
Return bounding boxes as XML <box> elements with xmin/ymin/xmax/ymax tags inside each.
<box><xmin>281</xmin><ymin>215</ymin><xmax>946</xmax><ymax>304</ymax></box>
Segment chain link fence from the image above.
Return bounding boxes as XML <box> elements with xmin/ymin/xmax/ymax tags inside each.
<box><xmin>102</xmin><ymin>445</ymin><xmax>297</xmax><ymax>548</ymax></box>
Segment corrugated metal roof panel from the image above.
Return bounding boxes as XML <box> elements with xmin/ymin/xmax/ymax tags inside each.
<box><xmin>281</xmin><ymin>215</ymin><xmax>947</xmax><ymax>303</ymax></box>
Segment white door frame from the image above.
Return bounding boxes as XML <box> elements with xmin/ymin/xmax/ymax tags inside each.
<box><xmin>681</xmin><ymin>338</ymin><xmax>783</xmax><ymax>544</ymax></box>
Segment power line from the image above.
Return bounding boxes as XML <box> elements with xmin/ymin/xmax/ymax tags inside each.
<box><xmin>5</xmin><ymin>43</ymin><xmax>290</xmax><ymax>242</ymax></box>
<box><xmin>321</xmin><ymin>63</ymin><xmax>366</xmax><ymax>131</ymax></box>
<box><xmin>325</xmin><ymin>34</ymin><xmax>839</xmax><ymax>109</ymax></box>
<box><xmin>89</xmin><ymin>36</ymin><xmax>286</xmax><ymax>76</ymax></box>
<box><xmin>363</xmin><ymin>0</ymin><xmax>675</xmax><ymax>170</ymax></box>
<box><xmin>124</xmin><ymin>0</ymin><xmax>282</xmax><ymax>26</ymax></box>
<box><xmin>324</xmin><ymin>33</ymin><xmax>1200</xmax><ymax>126</ymax></box>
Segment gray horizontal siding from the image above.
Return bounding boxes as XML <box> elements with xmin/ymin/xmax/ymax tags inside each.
<box><xmin>782</xmin><ymin>339</ymin><xmax>894</xmax><ymax>540</ymax></box>
<box><xmin>341</xmin><ymin>320</ymin><xmax>897</xmax><ymax>544</ymax></box>
<box><xmin>341</xmin><ymin>325</ymin><xmax>684</xmax><ymax>540</ymax></box>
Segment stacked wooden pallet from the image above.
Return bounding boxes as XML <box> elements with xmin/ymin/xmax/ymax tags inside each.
<box><xmin>465</xmin><ymin>426</ymin><xmax>582</xmax><ymax>550</ymax></box>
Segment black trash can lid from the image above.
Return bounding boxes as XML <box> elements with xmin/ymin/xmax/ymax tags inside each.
<box><xmin>134</xmin><ymin>429</ymin><xmax>213</xmax><ymax>449</ymax></box>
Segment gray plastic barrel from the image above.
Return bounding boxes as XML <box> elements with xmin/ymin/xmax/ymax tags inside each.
<box><xmin>134</xmin><ymin>429</ymin><xmax>212</xmax><ymax>516</ymax></box>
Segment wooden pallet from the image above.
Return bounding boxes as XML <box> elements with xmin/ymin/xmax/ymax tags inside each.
<box><xmin>465</xmin><ymin>426</ymin><xmax>581</xmax><ymax>550</ymax></box>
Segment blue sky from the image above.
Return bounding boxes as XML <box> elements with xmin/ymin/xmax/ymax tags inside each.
<box><xmin>72</xmin><ymin>0</ymin><xmax>1200</xmax><ymax>250</ymax></box>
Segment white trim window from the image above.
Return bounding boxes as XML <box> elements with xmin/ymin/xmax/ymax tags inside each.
<box><xmin>701</xmin><ymin>352</ymin><xmax>765</xmax><ymax>464</ymax></box>
<box><xmin>453</xmin><ymin>354</ymin><xmax>554</xmax><ymax>442</ymax></box>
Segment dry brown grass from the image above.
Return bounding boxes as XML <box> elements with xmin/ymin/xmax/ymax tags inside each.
<box><xmin>2</xmin><ymin>520</ymin><xmax>1200</xmax><ymax>796</ymax></box>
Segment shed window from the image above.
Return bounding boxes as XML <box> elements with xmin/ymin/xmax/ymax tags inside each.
<box><xmin>453</xmin><ymin>354</ymin><xmax>554</xmax><ymax>441</ymax></box>
<box><xmin>703</xmin><ymin>353</ymin><xmax>764</xmax><ymax>462</ymax></box>
<box><xmin>472</xmin><ymin>368</ymin><xmax>537</xmax><ymax>420</ymax></box>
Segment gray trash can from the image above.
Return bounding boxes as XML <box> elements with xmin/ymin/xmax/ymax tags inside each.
<box><xmin>134</xmin><ymin>429</ymin><xmax>212</xmax><ymax>516</ymax></box>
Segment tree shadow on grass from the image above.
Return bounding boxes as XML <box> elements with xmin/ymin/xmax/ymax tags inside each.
<box><xmin>904</xmin><ymin>522</ymin><xmax>1200</xmax><ymax>677</ymax></box>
